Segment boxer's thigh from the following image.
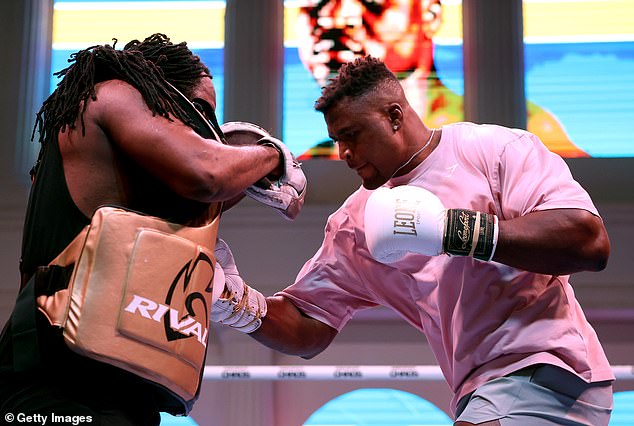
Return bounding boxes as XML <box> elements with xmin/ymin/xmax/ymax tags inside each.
<box><xmin>455</xmin><ymin>365</ymin><xmax>612</xmax><ymax>426</ymax></box>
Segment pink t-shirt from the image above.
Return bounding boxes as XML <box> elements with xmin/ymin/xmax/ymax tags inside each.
<box><xmin>278</xmin><ymin>122</ymin><xmax>614</xmax><ymax>415</ymax></box>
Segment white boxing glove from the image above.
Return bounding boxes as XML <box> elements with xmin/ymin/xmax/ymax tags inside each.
<box><xmin>364</xmin><ymin>186</ymin><xmax>499</xmax><ymax>264</ymax></box>
<box><xmin>211</xmin><ymin>238</ymin><xmax>267</xmax><ymax>333</ymax></box>
<box><xmin>220</xmin><ymin>121</ymin><xmax>307</xmax><ymax>220</ymax></box>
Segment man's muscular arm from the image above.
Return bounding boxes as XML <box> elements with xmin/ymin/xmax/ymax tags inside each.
<box><xmin>366</xmin><ymin>186</ymin><xmax>609</xmax><ymax>276</ymax></box>
<box><xmin>211</xmin><ymin>239</ymin><xmax>336</xmax><ymax>358</ymax></box>
<box><xmin>93</xmin><ymin>80</ymin><xmax>281</xmax><ymax>203</ymax></box>
<box><xmin>493</xmin><ymin>209</ymin><xmax>609</xmax><ymax>275</ymax></box>
<box><xmin>250</xmin><ymin>296</ymin><xmax>337</xmax><ymax>359</ymax></box>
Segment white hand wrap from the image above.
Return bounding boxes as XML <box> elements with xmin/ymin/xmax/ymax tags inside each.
<box><xmin>365</xmin><ymin>186</ymin><xmax>498</xmax><ymax>263</ymax></box>
<box><xmin>220</xmin><ymin>121</ymin><xmax>307</xmax><ymax>220</ymax></box>
<box><xmin>211</xmin><ymin>238</ymin><xmax>267</xmax><ymax>333</ymax></box>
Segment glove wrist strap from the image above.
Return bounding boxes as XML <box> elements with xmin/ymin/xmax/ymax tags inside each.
<box><xmin>443</xmin><ymin>209</ymin><xmax>498</xmax><ymax>261</ymax></box>
<box><xmin>211</xmin><ymin>280</ymin><xmax>267</xmax><ymax>333</ymax></box>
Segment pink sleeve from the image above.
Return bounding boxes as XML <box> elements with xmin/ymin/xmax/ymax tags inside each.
<box><xmin>276</xmin><ymin>205</ymin><xmax>378</xmax><ymax>331</ymax></box>
<box><xmin>493</xmin><ymin>133</ymin><xmax>599</xmax><ymax>219</ymax></box>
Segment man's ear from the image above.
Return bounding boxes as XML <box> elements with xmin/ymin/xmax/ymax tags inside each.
<box><xmin>388</xmin><ymin>104</ymin><xmax>404</xmax><ymax>130</ymax></box>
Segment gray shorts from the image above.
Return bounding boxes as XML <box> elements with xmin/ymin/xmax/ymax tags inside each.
<box><xmin>455</xmin><ymin>364</ymin><xmax>613</xmax><ymax>425</ymax></box>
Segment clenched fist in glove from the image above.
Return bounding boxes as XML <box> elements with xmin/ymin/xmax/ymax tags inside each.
<box><xmin>221</xmin><ymin>121</ymin><xmax>307</xmax><ymax>220</ymax></box>
<box><xmin>211</xmin><ymin>238</ymin><xmax>267</xmax><ymax>333</ymax></box>
<box><xmin>364</xmin><ymin>185</ymin><xmax>499</xmax><ymax>264</ymax></box>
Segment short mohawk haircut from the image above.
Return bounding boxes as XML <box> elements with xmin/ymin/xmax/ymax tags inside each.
<box><xmin>314</xmin><ymin>56</ymin><xmax>400</xmax><ymax>113</ymax></box>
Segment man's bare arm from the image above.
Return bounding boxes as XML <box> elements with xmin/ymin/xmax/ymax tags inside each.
<box><xmin>494</xmin><ymin>209</ymin><xmax>610</xmax><ymax>275</ymax></box>
<box><xmin>94</xmin><ymin>80</ymin><xmax>281</xmax><ymax>202</ymax></box>
<box><xmin>250</xmin><ymin>295</ymin><xmax>338</xmax><ymax>359</ymax></box>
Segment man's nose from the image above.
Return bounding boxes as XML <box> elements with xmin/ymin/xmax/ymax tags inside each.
<box><xmin>320</xmin><ymin>0</ymin><xmax>362</xmax><ymax>28</ymax></box>
<box><xmin>337</xmin><ymin>142</ymin><xmax>352</xmax><ymax>161</ymax></box>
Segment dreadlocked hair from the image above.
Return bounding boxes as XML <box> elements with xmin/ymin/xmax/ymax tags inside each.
<box><xmin>314</xmin><ymin>56</ymin><xmax>400</xmax><ymax>114</ymax></box>
<box><xmin>32</xmin><ymin>33</ymin><xmax>211</xmax><ymax>146</ymax></box>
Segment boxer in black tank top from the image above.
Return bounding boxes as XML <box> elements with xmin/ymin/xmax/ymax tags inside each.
<box><xmin>0</xmin><ymin>34</ymin><xmax>286</xmax><ymax>425</ymax></box>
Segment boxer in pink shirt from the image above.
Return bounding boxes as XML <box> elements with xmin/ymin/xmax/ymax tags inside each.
<box><xmin>212</xmin><ymin>56</ymin><xmax>614</xmax><ymax>425</ymax></box>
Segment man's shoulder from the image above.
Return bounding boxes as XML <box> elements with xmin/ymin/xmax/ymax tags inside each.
<box><xmin>445</xmin><ymin>122</ymin><xmax>537</xmax><ymax>155</ymax></box>
<box><xmin>86</xmin><ymin>79</ymin><xmax>159</xmax><ymax>125</ymax></box>
<box><xmin>92</xmin><ymin>79</ymin><xmax>144</xmax><ymax>100</ymax></box>
<box><xmin>447</xmin><ymin>122</ymin><xmax>530</xmax><ymax>139</ymax></box>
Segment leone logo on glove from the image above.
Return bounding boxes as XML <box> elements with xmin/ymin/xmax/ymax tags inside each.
<box><xmin>123</xmin><ymin>252</ymin><xmax>214</xmax><ymax>347</ymax></box>
<box><xmin>392</xmin><ymin>197</ymin><xmax>421</xmax><ymax>236</ymax></box>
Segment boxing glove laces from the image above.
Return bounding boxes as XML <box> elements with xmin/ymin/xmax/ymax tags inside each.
<box><xmin>211</xmin><ymin>238</ymin><xmax>267</xmax><ymax>333</ymax></box>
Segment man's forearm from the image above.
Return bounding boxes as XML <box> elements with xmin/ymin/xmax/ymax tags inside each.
<box><xmin>249</xmin><ymin>296</ymin><xmax>337</xmax><ymax>359</ymax></box>
<box><xmin>493</xmin><ymin>209</ymin><xmax>609</xmax><ymax>275</ymax></box>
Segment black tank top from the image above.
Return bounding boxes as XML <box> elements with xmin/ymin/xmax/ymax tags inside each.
<box><xmin>20</xmin><ymin>133</ymin><xmax>89</xmax><ymax>277</ymax></box>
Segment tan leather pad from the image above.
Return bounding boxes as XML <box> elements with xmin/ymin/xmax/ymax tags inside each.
<box><xmin>39</xmin><ymin>206</ymin><xmax>220</xmax><ymax>402</ymax></box>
